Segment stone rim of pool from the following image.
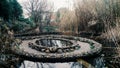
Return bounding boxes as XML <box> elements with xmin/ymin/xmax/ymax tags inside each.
<box><xmin>12</xmin><ymin>34</ymin><xmax>102</xmax><ymax>62</ymax></box>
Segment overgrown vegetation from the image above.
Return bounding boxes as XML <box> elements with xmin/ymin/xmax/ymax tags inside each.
<box><xmin>0</xmin><ymin>0</ymin><xmax>36</xmax><ymax>33</ymax></box>
<box><xmin>59</xmin><ymin>0</ymin><xmax>120</xmax><ymax>34</ymax></box>
<box><xmin>0</xmin><ymin>0</ymin><xmax>120</xmax><ymax>67</ymax></box>
<box><xmin>57</xmin><ymin>1</ymin><xmax>120</xmax><ymax>67</ymax></box>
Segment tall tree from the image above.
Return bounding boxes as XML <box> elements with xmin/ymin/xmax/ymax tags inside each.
<box><xmin>0</xmin><ymin>0</ymin><xmax>11</xmax><ymax>20</ymax></box>
<box><xmin>0</xmin><ymin>0</ymin><xmax>23</xmax><ymax>21</ymax></box>
<box><xmin>11</xmin><ymin>0</ymin><xmax>23</xmax><ymax>20</ymax></box>
<box><xmin>23</xmin><ymin>0</ymin><xmax>53</xmax><ymax>32</ymax></box>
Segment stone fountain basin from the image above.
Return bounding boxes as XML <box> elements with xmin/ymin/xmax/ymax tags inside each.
<box><xmin>12</xmin><ymin>35</ymin><xmax>102</xmax><ymax>62</ymax></box>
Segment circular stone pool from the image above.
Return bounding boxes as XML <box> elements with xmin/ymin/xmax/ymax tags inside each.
<box><xmin>12</xmin><ymin>35</ymin><xmax>102</xmax><ymax>62</ymax></box>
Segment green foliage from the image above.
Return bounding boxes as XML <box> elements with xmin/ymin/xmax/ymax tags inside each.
<box><xmin>10</xmin><ymin>0</ymin><xmax>23</xmax><ymax>20</ymax></box>
<box><xmin>0</xmin><ymin>0</ymin><xmax>11</xmax><ymax>20</ymax></box>
<box><xmin>12</xmin><ymin>19</ymin><xmax>35</xmax><ymax>32</ymax></box>
<box><xmin>0</xmin><ymin>0</ymin><xmax>36</xmax><ymax>33</ymax></box>
<box><xmin>0</xmin><ymin>0</ymin><xmax>23</xmax><ymax>21</ymax></box>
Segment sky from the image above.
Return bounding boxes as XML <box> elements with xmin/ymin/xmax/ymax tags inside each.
<box><xmin>18</xmin><ymin>0</ymin><xmax>74</xmax><ymax>11</ymax></box>
<box><xmin>50</xmin><ymin>0</ymin><xmax>74</xmax><ymax>11</ymax></box>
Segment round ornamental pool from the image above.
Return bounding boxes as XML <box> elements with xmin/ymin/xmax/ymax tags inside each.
<box><xmin>12</xmin><ymin>34</ymin><xmax>102</xmax><ymax>62</ymax></box>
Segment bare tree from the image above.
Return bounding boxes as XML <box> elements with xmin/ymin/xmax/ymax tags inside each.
<box><xmin>57</xmin><ymin>8</ymin><xmax>77</xmax><ymax>33</ymax></box>
<box><xmin>74</xmin><ymin>0</ymin><xmax>97</xmax><ymax>32</ymax></box>
<box><xmin>74</xmin><ymin>0</ymin><xmax>120</xmax><ymax>33</ymax></box>
<box><xmin>23</xmin><ymin>0</ymin><xmax>53</xmax><ymax>32</ymax></box>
